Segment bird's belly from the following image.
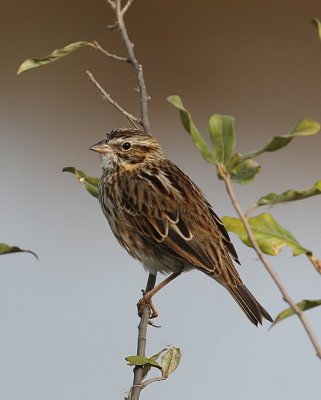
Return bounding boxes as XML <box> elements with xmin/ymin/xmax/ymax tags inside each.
<box><xmin>140</xmin><ymin>255</ymin><xmax>186</xmax><ymax>275</ymax></box>
<box><xmin>134</xmin><ymin>244</ymin><xmax>188</xmax><ymax>275</ymax></box>
<box><xmin>100</xmin><ymin>194</ymin><xmax>187</xmax><ymax>275</ymax></box>
<box><xmin>111</xmin><ymin>216</ymin><xmax>185</xmax><ymax>275</ymax></box>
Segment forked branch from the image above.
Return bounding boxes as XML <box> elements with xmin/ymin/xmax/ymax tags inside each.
<box><xmin>87</xmin><ymin>0</ymin><xmax>150</xmax><ymax>135</ymax></box>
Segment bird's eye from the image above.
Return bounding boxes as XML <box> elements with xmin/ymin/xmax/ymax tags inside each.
<box><xmin>122</xmin><ymin>142</ymin><xmax>131</xmax><ymax>151</ymax></box>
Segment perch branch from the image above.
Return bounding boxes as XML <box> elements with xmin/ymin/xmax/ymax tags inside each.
<box><xmin>115</xmin><ymin>0</ymin><xmax>150</xmax><ymax>131</ymax></box>
<box><xmin>130</xmin><ymin>274</ymin><xmax>157</xmax><ymax>400</ymax></box>
<box><xmin>219</xmin><ymin>165</ymin><xmax>321</xmax><ymax>359</ymax></box>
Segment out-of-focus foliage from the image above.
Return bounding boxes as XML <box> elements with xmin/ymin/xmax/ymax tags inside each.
<box><xmin>17</xmin><ymin>42</ymin><xmax>94</xmax><ymax>74</ymax></box>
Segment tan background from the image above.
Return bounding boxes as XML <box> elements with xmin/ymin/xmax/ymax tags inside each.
<box><xmin>1</xmin><ymin>1</ymin><xmax>321</xmax><ymax>399</ymax></box>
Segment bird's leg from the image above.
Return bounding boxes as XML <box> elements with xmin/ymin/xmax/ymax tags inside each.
<box><xmin>137</xmin><ymin>270</ymin><xmax>183</xmax><ymax>318</ymax></box>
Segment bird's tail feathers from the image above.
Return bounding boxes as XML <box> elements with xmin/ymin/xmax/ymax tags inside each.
<box><xmin>226</xmin><ymin>283</ymin><xmax>273</xmax><ymax>326</ymax></box>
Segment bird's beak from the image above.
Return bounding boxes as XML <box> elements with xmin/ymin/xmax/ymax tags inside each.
<box><xmin>89</xmin><ymin>140</ymin><xmax>112</xmax><ymax>154</ymax></box>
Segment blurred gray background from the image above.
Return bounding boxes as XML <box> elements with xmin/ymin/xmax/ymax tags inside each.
<box><xmin>1</xmin><ymin>0</ymin><xmax>321</xmax><ymax>399</ymax></box>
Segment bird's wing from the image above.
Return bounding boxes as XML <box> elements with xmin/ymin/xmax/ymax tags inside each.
<box><xmin>117</xmin><ymin>161</ymin><xmax>241</xmax><ymax>285</ymax></box>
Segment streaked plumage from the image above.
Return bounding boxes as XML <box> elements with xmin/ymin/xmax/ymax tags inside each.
<box><xmin>90</xmin><ymin>128</ymin><xmax>272</xmax><ymax>326</ymax></box>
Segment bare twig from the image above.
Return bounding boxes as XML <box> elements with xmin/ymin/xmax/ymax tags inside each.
<box><xmin>107</xmin><ymin>22</ymin><xmax>119</xmax><ymax>30</ymax></box>
<box><xmin>218</xmin><ymin>165</ymin><xmax>321</xmax><ymax>359</ymax></box>
<box><xmin>141</xmin><ymin>376</ymin><xmax>166</xmax><ymax>389</ymax></box>
<box><xmin>115</xmin><ymin>0</ymin><xmax>150</xmax><ymax>131</ymax></box>
<box><xmin>93</xmin><ymin>40</ymin><xmax>129</xmax><ymax>62</ymax></box>
<box><xmin>130</xmin><ymin>274</ymin><xmax>157</xmax><ymax>400</ymax></box>
<box><xmin>122</xmin><ymin>0</ymin><xmax>134</xmax><ymax>16</ymax></box>
<box><xmin>93</xmin><ymin>0</ymin><xmax>150</xmax><ymax>131</ymax></box>
<box><xmin>245</xmin><ymin>202</ymin><xmax>259</xmax><ymax>218</ymax></box>
<box><xmin>86</xmin><ymin>70</ymin><xmax>141</xmax><ymax>129</ymax></box>
<box><xmin>107</xmin><ymin>0</ymin><xmax>116</xmax><ymax>10</ymax></box>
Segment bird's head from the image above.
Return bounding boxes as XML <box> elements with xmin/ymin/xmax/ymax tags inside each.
<box><xmin>90</xmin><ymin>128</ymin><xmax>164</xmax><ymax>171</ymax></box>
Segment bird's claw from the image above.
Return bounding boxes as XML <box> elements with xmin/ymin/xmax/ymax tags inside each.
<box><xmin>137</xmin><ymin>296</ymin><xmax>159</xmax><ymax>319</ymax></box>
<box><xmin>148</xmin><ymin>319</ymin><xmax>161</xmax><ymax>328</ymax></box>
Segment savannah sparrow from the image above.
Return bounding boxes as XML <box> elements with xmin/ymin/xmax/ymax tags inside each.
<box><xmin>90</xmin><ymin>128</ymin><xmax>272</xmax><ymax>326</ymax></box>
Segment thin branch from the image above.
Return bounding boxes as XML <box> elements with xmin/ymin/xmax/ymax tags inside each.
<box><xmin>115</xmin><ymin>0</ymin><xmax>150</xmax><ymax>131</ymax></box>
<box><xmin>122</xmin><ymin>0</ymin><xmax>134</xmax><ymax>16</ymax></box>
<box><xmin>86</xmin><ymin>70</ymin><xmax>142</xmax><ymax>129</ymax></box>
<box><xmin>218</xmin><ymin>165</ymin><xmax>321</xmax><ymax>359</ymax></box>
<box><xmin>141</xmin><ymin>376</ymin><xmax>166</xmax><ymax>389</ymax></box>
<box><xmin>93</xmin><ymin>40</ymin><xmax>129</xmax><ymax>62</ymax></box>
<box><xmin>245</xmin><ymin>202</ymin><xmax>259</xmax><ymax>218</ymax></box>
<box><xmin>107</xmin><ymin>0</ymin><xmax>116</xmax><ymax>10</ymax></box>
<box><xmin>130</xmin><ymin>273</ymin><xmax>157</xmax><ymax>400</ymax></box>
<box><xmin>107</xmin><ymin>22</ymin><xmax>119</xmax><ymax>30</ymax></box>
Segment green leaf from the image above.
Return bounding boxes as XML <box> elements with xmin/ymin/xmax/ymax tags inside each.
<box><xmin>225</xmin><ymin>153</ymin><xmax>261</xmax><ymax>184</ymax></box>
<box><xmin>257</xmin><ymin>180</ymin><xmax>321</xmax><ymax>206</ymax></box>
<box><xmin>17</xmin><ymin>41</ymin><xmax>94</xmax><ymax>74</ymax></box>
<box><xmin>240</xmin><ymin>119</ymin><xmax>320</xmax><ymax>161</ymax></box>
<box><xmin>208</xmin><ymin>114</ymin><xmax>236</xmax><ymax>164</ymax></box>
<box><xmin>142</xmin><ymin>348</ymin><xmax>168</xmax><ymax>379</ymax></box>
<box><xmin>0</xmin><ymin>243</ymin><xmax>38</xmax><ymax>259</ymax></box>
<box><xmin>62</xmin><ymin>167</ymin><xmax>99</xmax><ymax>198</ymax></box>
<box><xmin>167</xmin><ymin>95</ymin><xmax>215</xmax><ymax>163</ymax></box>
<box><xmin>161</xmin><ymin>347</ymin><xmax>181</xmax><ymax>378</ymax></box>
<box><xmin>221</xmin><ymin>213</ymin><xmax>309</xmax><ymax>256</ymax></box>
<box><xmin>312</xmin><ymin>18</ymin><xmax>321</xmax><ymax>41</ymax></box>
<box><xmin>125</xmin><ymin>356</ymin><xmax>162</xmax><ymax>370</ymax></box>
<box><xmin>271</xmin><ymin>299</ymin><xmax>321</xmax><ymax>327</ymax></box>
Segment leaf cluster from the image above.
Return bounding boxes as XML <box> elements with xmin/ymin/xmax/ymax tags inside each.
<box><xmin>167</xmin><ymin>94</ymin><xmax>321</xmax><ymax>325</ymax></box>
<box><xmin>167</xmin><ymin>95</ymin><xmax>320</xmax><ymax>185</ymax></box>
<box><xmin>126</xmin><ymin>346</ymin><xmax>181</xmax><ymax>380</ymax></box>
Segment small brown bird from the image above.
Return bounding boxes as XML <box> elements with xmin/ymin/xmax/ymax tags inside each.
<box><xmin>90</xmin><ymin>128</ymin><xmax>272</xmax><ymax>326</ymax></box>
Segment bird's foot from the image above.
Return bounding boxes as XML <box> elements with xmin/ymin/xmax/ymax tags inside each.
<box><xmin>137</xmin><ymin>294</ymin><xmax>159</xmax><ymax>319</ymax></box>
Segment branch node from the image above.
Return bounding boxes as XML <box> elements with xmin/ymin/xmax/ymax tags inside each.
<box><xmin>107</xmin><ymin>22</ymin><xmax>119</xmax><ymax>30</ymax></box>
<box><xmin>245</xmin><ymin>203</ymin><xmax>258</xmax><ymax>217</ymax></box>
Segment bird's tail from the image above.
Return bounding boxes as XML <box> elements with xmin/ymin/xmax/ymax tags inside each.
<box><xmin>226</xmin><ymin>283</ymin><xmax>273</xmax><ymax>326</ymax></box>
